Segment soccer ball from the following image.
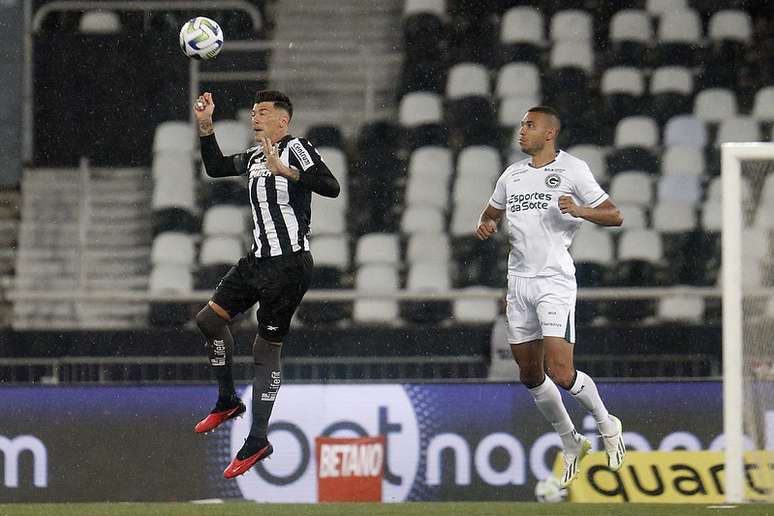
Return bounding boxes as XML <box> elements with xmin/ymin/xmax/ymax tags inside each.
<box><xmin>179</xmin><ymin>17</ymin><xmax>224</xmax><ymax>60</ymax></box>
<box><xmin>534</xmin><ymin>475</ymin><xmax>567</xmax><ymax>503</ymax></box>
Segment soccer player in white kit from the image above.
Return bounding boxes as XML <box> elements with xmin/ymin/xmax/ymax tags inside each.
<box><xmin>475</xmin><ymin>106</ymin><xmax>626</xmax><ymax>488</ymax></box>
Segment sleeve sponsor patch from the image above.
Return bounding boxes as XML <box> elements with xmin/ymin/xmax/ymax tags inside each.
<box><xmin>290</xmin><ymin>140</ymin><xmax>314</xmax><ymax>171</ymax></box>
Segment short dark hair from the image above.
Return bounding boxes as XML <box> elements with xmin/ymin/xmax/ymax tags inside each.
<box><xmin>254</xmin><ymin>90</ymin><xmax>293</xmax><ymax>120</ymax></box>
<box><xmin>527</xmin><ymin>105</ymin><xmax>561</xmax><ymax>134</ymax></box>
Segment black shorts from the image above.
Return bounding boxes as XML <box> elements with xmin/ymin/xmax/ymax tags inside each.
<box><xmin>211</xmin><ymin>251</ymin><xmax>313</xmax><ymax>341</ymax></box>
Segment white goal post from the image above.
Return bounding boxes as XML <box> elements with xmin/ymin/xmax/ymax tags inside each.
<box><xmin>721</xmin><ymin>142</ymin><xmax>774</xmax><ymax>503</ymax></box>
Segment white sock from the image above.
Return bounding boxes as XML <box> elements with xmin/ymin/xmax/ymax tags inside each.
<box><xmin>569</xmin><ymin>370</ymin><xmax>616</xmax><ymax>436</ymax></box>
<box><xmin>528</xmin><ymin>376</ymin><xmax>577</xmax><ymax>449</ymax></box>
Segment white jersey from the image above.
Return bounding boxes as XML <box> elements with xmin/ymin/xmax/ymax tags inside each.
<box><xmin>489</xmin><ymin>150</ymin><xmax>608</xmax><ymax>278</ymax></box>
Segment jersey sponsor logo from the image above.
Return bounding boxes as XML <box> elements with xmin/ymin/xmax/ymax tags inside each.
<box><xmin>248</xmin><ymin>152</ymin><xmax>272</xmax><ymax>178</ymax></box>
<box><xmin>544</xmin><ymin>167</ymin><xmax>565</xmax><ymax>173</ymax></box>
<box><xmin>507</xmin><ymin>192</ymin><xmax>553</xmax><ymax>212</ymax></box>
<box><xmin>545</xmin><ymin>173</ymin><xmax>562</xmax><ymax>188</ymax></box>
<box><xmin>290</xmin><ymin>141</ymin><xmax>313</xmax><ymax>170</ymax></box>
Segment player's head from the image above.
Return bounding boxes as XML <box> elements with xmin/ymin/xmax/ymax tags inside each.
<box><xmin>518</xmin><ymin>106</ymin><xmax>561</xmax><ymax>156</ymax></box>
<box><xmin>252</xmin><ymin>90</ymin><xmax>293</xmax><ymax>141</ymax></box>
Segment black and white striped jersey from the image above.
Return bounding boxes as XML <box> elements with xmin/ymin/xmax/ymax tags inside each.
<box><xmin>199</xmin><ymin>133</ymin><xmax>340</xmax><ymax>258</ymax></box>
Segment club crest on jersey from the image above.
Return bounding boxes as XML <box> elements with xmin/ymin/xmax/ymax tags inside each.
<box><xmin>545</xmin><ymin>173</ymin><xmax>562</xmax><ymax>188</ymax></box>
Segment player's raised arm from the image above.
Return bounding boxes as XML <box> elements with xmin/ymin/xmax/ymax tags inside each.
<box><xmin>195</xmin><ymin>92</ymin><xmax>243</xmax><ymax>178</ymax></box>
<box><xmin>281</xmin><ymin>137</ymin><xmax>340</xmax><ymax>198</ymax></box>
<box><xmin>476</xmin><ymin>204</ymin><xmax>504</xmax><ymax>240</ymax></box>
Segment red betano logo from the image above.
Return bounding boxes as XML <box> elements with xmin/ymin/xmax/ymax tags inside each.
<box><xmin>315</xmin><ymin>436</ymin><xmax>385</xmax><ymax>502</ymax></box>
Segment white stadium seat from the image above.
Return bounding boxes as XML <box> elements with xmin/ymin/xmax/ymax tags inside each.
<box><xmin>567</xmin><ymin>145</ymin><xmax>606</xmax><ymax>182</ymax></box>
<box><xmin>151</xmin><ymin>232</ymin><xmax>195</xmax><ymax>267</ymax></box>
<box><xmin>401</xmin><ymin>206</ymin><xmax>445</xmax><ymax>235</ymax></box>
<box><xmin>406</xmin><ymin>262</ymin><xmax>450</xmax><ymax>291</ymax></box>
<box><xmin>403</xmin><ymin>0</ymin><xmax>445</xmax><ymax>17</ymax></box>
<box><xmin>615</xmin><ymin>203</ymin><xmax>647</xmax><ymax>230</ymax></box>
<box><xmin>354</xmin><ymin>264</ymin><xmax>399</xmax><ymax>323</ymax></box>
<box><xmin>601</xmin><ymin>67</ymin><xmax>645</xmax><ymax>96</ymax></box>
<box><xmin>79</xmin><ymin>10</ymin><xmax>121</xmax><ymax>34</ymax></box>
<box><xmin>495</xmin><ymin>63</ymin><xmax>540</xmax><ymax>98</ymax></box>
<box><xmin>406</xmin><ymin>232</ymin><xmax>451</xmax><ymax>265</ymax></box>
<box><xmin>149</xmin><ymin>264</ymin><xmax>193</xmax><ymax>292</ymax></box>
<box><xmin>652</xmin><ymin>202</ymin><xmax>697</xmax><ymax>232</ymax></box>
<box><xmin>610</xmin><ymin>172</ymin><xmax>653</xmax><ymax>206</ymax></box>
<box><xmin>213</xmin><ymin>120</ymin><xmax>251</xmax><ymax>155</ymax></box>
<box><xmin>661</xmin><ymin>145</ymin><xmax>704</xmax><ymax>176</ymax></box>
<box><xmin>408</xmin><ymin>146</ymin><xmax>453</xmax><ymax>185</ymax></box>
<box><xmin>646</xmin><ymin>0</ymin><xmax>688</xmax><ymax>16</ymax></box>
<box><xmin>549</xmin><ymin>40</ymin><xmax>594</xmax><ymax>73</ymax></box>
<box><xmin>399</xmin><ymin>92</ymin><xmax>443</xmax><ymax>127</ymax></box>
<box><xmin>152</xmin><ymin>152</ymin><xmax>194</xmax><ymax>181</ymax></box>
<box><xmin>656</xmin><ymin>174</ymin><xmax>702</xmax><ymax>205</ymax></box>
<box><xmin>355</xmin><ymin>233</ymin><xmax>400</xmax><ymax>266</ymax></box>
<box><xmin>405</xmin><ymin>173</ymin><xmax>448</xmax><ymax>210</ymax></box>
<box><xmin>453</xmin><ymin>287</ymin><xmax>499</xmax><ymax>323</ymax></box>
<box><xmin>618</xmin><ymin>229</ymin><xmax>664</xmax><ymax>262</ymax></box>
<box><xmin>663</xmin><ymin>115</ymin><xmax>708</xmax><ymax>147</ymax></box>
<box><xmin>615</xmin><ymin>116</ymin><xmax>659</xmax><ymax>148</ymax></box>
<box><xmin>498</xmin><ymin>95</ymin><xmax>540</xmax><ymax>128</ymax></box>
<box><xmin>310</xmin><ymin>234</ymin><xmax>349</xmax><ymax>270</ymax></box>
<box><xmin>457</xmin><ymin>145</ymin><xmax>502</xmax><ymax>182</ymax></box>
<box><xmin>651</xmin><ymin>67</ymin><xmax>694</xmax><ymax>96</ymax></box>
<box><xmin>450</xmin><ymin>201</ymin><xmax>483</xmax><ymax>237</ymax></box>
<box><xmin>657</xmin><ymin>295</ymin><xmax>703</xmax><ymax>323</ymax></box>
<box><xmin>153</xmin><ymin>121</ymin><xmax>194</xmax><ymax>154</ymax></box>
<box><xmin>199</xmin><ymin>236</ymin><xmax>242</xmax><ymax>265</ymax></box>
<box><xmin>570</xmin><ymin>229</ymin><xmax>614</xmax><ymax>265</ymax></box>
<box><xmin>550</xmin><ymin>10</ymin><xmax>593</xmax><ymax>42</ymax></box>
<box><xmin>752</xmin><ymin>87</ymin><xmax>774</xmax><ymax>122</ymax></box>
<box><xmin>694</xmin><ymin>88</ymin><xmax>738</xmax><ymax>123</ymax></box>
<box><xmin>610</xmin><ymin>9</ymin><xmax>652</xmax><ymax>43</ymax></box>
<box><xmin>708</xmin><ymin>9</ymin><xmax>752</xmax><ymax>43</ymax></box>
<box><xmin>446</xmin><ymin>63</ymin><xmax>490</xmax><ymax>99</ymax></box>
<box><xmin>657</xmin><ymin>10</ymin><xmax>702</xmax><ymax>43</ymax></box>
<box><xmin>501</xmin><ymin>7</ymin><xmax>545</xmax><ymax>44</ymax></box>
<box><xmin>715</xmin><ymin>117</ymin><xmax>761</xmax><ymax>146</ymax></box>
<box><xmin>202</xmin><ymin>205</ymin><xmax>247</xmax><ymax>236</ymax></box>
<box><xmin>311</xmin><ymin>197</ymin><xmax>346</xmax><ymax>235</ymax></box>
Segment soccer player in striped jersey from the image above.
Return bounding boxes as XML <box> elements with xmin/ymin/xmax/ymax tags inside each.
<box><xmin>192</xmin><ymin>90</ymin><xmax>340</xmax><ymax>479</ymax></box>
<box><xmin>475</xmin><ymin>106</ymin><xmax>626</xmax><ymax>488</ymax></box>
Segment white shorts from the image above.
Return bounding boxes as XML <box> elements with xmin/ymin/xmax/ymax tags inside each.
<box><xmin>506</xmin><ymin>274</ymin><xmax>576</xmax><ymax>345</ymax></box>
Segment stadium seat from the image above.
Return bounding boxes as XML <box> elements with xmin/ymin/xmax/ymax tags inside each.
<box><xmin>202</xmin><ymin>205</ymin><xmax>247</xmax><ymax>237</ymax></box>
<box><xmin>152</xmin><ymin>152</ymin><xmax>194</xmax><ymax>181</ymax></box>
<box><xmin>495</xmin><ymin>62</ymin><xmax>540</xmax><ymax>99</ymax></box>
<box><xmin>650</xmin><ymin>66</ymin><xmax>694</xmax><ymax>125</ymax></box>
<box><xmin>694</xmin><ymin>88</ymin><xmax>738</xmax><ymax>123</ymax></box>
<box><xmin>407</xmin><ymin>232</ymin><xmax>451</xmax><ymax>265</ymax></box>
<box><xmin>608</xmin><ymin>9</ymin><xmax>652</xmax><ymax>66</ymax></box>
<box><xmin>151</xmin><ymin>169</ymin><xmax>197</xmax><ymax>236</ymax></box>
<box><xmin>405</xmin><ymin>173</ymin><xmax>448</xmax><ymax>211</ymax></box>
<box><xmin>752</xmin><ymin>87</ymin><xmax>774</xmax><ymax>123</ymax></box>
<box><xmin>571</xmin><ymin>227</ymin><xmax>614</xmax><ymax>323</ymax></box>
<box><xmin>708</xmin><ymin>10</ymin><xmax>753</xmax><ymax>44</ymax></box>
<box><xmin>446</xmin><ymin>63</ymin><xmax>491</xmax><ymax>99</ymax></box>
<box><xmin>656</xmin><ymin>175</ymin><xmax>702</xmax><ymax>205</ymax></box>
<box><xmin>608</xmin><ymin>117</ymin><xmax>659</xmax><ymax>175</ymax></box>
<box><xmin>663</xmin><ymin>115</ymin><xmax>708</xmax><ymax>148</ymax></box>
<box><xmin>652</xmin><ymin>202</ymin><xmax>698</xmax><ymax>283</ymax></box>
<box><xmin>601</xmin><ymin>67</ymin><xmax>646</xmax><ymax>123</ymax></box>
<box><xmin>447</xmin><ymin>96</ymin><xmax>499</xmax><ymax>147</ymax></box>
<box><xmin>79</xmin><ymin>10</ymin><xmax>121</xmax><ymax>34</ymax></box>
<box><xmin>403</xmin><ymin>12</ymin><xmax>446</xmax><ymax>61</ymax></box>
<box><xmin>151</xmin><ymin>232</ymin><xmax>196</xmax><ymax>267</ymax></box>
<box><xmin>453</xmin><ymin>176</ymin><xmax>497</xmax><ymax>206</ymax></box>
<box><xmin>615</xmin><ymin>203</ymin><xmax>647</xmax><ymax>231</ymax></box>
<box><xmin>453</xmin><ymin>287</ymin><xmax>498</xmax><ymax>323</ymax></box>
<box><xmin>353</xmin><ymin>264</ymin><xmax>399</xmax><ymax>324</ymax></box>
<box><xmin>213</xmin><ymin>120</ymin><xmax>251</xmax><ymax>155</ymax></box>
<box><xmin>609</xmin><ymin>172</ymin><xmax>653</xmax><ymax>206</ymax></box>
<box><xmin>312</xmin><ymin>197</ymin><xmax>346</xmax><ymax>235</ymax></box>
<box><xmin>654</xmin><ymin>9</ymin><xmax>703</xmax><ymax>66</ymax></box>
<box><xmin>408</xmin><ymin>146</ymin><xmax>453</xmax><ymax>184</ymax></box>
<box><xmin>404</xmin><ymin>0</ymin><xmax>446</xmax><ymax>17</ymax></box>
<box><xmin>609</xmin><ymin>228</ymin><xmax>664</xmax><ymax>320</ymax></box>
<box><xmin>398</xmin><ymin>58</ymin><xmax>446</xmax><ymax>98</ymax></box>
<box><xmin>549</xmin><ymin>40</ymin><xmax>594</xmax><ymax>74</ymax></box>
<box><xmin>549</xmin><ymin>10</ymin><xmax>592</xmax><ymax>42</ymax></box>
<box><xmin>657</xmin><ymin>294</ymin><xmax>704</xmax><ymax>323</ymax></box>
<box><xmin>149</xmin><ymin>264</ymin><xmax>193</xmax><ymax>327</ymax></box>
<box><xmin>498</xmin><ymin>95</ymin><xmax>540</xmax><ymax>129</ymax></box>
<box><xmin>355</xmin><ymin>233</ymin><xmax>400</xmax><ymax>266</ymax></box>
<box><xmin>715</xmin><ymin>117</ymin><xmax>761</xmax><ymax>146</ymax></box>
<box><xmin>196</xmin><ymin>236</ymin><xmax>242</xmax><ymax>289</ymax></box>
<box><xmin>318</xmin><ymin>147</ymin><xmax>349</xmax><ymax>202</ymax></box>
<box><xmin>402</xmin><ymin>262</ymin><xmax>452</xmax><ymax>323</ymax></box>
<box><xmin>401</xmin><ymin>206</ymin><xmax>445</xmax><ymax>235</ymax></box>
<box><xmin>567</xmin><ymin>145</ymin><xmax>607</xmax><ymax>182</ymax></box>
<box><xmin>399</xmin><ymin>92</ymin><xmax>444</xmax><ymax>127</ymax></box>
<box><xmin>153</xmin><ymin>121</ymin><xmax>194</xmax><ymax>155</ymax></box>
<box><xmin>456</xmin><ymin>145</ymin><xmax>502</xmax><ymax>182</ymax></box>
<box><xmin>645</xmin><ymin>0</ymin><xmax>688</xmax><ymax>15</ymax></box>
<box><xmin>661</xmin><ymin>145</ymin><xmax>704</xmax><ymax>176</ymax></box>
<box><xmin>500</xmin><ymin>6</ymin><xmax>544</xmax><ymax>64</ymax></box>
<box><xmin>297</xmin><ymin>234</ymin><xmax>351</xmax><ymax>325</ymax></box>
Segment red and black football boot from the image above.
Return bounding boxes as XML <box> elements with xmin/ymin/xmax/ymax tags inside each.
<box><xmin>223</xmin><ymin>436</ymin><xmax>273</xmax><ymax>479</ymax></box>
<box><xmin>194</xmin><ymin>399</ymin><xmax>246</xmax><ymax>433</ymax></box>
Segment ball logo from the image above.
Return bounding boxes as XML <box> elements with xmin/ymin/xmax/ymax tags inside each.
<box><xmin>231</xmin><ymin>385</ymin><xmax>419</xmax><ymax>502</ymax></box>
<box><xmin>545</xmin><ymin>173</ymin><xmax>561</xmax><ymax>188</ymax></box>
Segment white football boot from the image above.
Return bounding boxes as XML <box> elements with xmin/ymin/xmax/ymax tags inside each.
<box><xmin>601</xmin><ymin>415</ymin><xmax>626</xmax><ymax>471</ymax></box>
<box><xmin>559</xmin><ymin>432</ymin><xmax>592</xmax><ymax>488</ymax></box>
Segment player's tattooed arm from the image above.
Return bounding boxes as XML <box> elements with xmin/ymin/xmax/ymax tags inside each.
<box><xmin>198</xmin><ymin>117</ymin><xmax>214</xmax><ymax>136</ymax></box>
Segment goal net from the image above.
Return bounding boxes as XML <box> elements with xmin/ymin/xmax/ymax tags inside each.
<box><xmin>721</xmin><ymin>142</ymin><xmax>774</xmax><ymax>503</ymax></box>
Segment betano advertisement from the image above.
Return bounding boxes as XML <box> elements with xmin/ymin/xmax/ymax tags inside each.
<box><xmin>0</xmin><ymin>382</ymin><xmax>771</xmax><ymax>503</ymax></box>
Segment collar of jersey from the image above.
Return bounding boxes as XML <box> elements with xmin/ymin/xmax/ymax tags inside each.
<box><xmin>527</xmin><ymin>150</ymin><xmax>562</xmax><ymax>169</ymax></box>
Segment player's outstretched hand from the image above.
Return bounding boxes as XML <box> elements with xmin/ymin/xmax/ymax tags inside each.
<box><xmin>558</xmin><ymin>195</ymin><xmax>582</xmax><ymax>218</ymax></box>
<box><xmin>193</xmin><ymin>92</ymin><xmax>215</xmax><ymax>120</ymax></box>
<box><xmin>475</xmin><ymin>220</ymin><xmax>498</xmax><ymax>240</ymax></box>
<box><xmin>260</xmin><ymin>135</ymin><xmax>282</xmax><ymax>175</ymax></box>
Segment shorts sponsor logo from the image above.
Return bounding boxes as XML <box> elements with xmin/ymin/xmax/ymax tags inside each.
<box><xmin>545</xmin><ymin>173</ymin><xmax>561</xmax><ymax>188</ymax></box>
<box><xmin>211</xmin><ymin>339</ymin><xmax>226</xmax><ymax>366</ymax></box>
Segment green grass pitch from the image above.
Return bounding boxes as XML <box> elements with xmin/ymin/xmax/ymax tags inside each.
<box><xmin>1</xmin><ymin>503</ymin><xmax>774</xmax><ymax>516</ymax></box>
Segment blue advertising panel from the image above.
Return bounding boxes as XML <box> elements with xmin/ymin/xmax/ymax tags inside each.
<box><xmin>0</xmin><ymin>382</ymin><xmax>731</xmax><ymax>502</ymax></box>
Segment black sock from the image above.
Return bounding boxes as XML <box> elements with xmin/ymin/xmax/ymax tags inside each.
<box><xmin>249</xmin><ymin>336</ymin><xmax>282</xmax><ymax>440</ymax></box>
<box><xmin>196</xmin><ymin>307</ymin><xmax>236</xmax><ymax>402</ymax></box>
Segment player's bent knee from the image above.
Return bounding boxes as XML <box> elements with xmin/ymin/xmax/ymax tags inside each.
<box><xmin>196</xmin><ymin>305</ymin><xmax>228</xmax><ymax>337</ymax></box>
<box><xmin>546</xmin><ymin>368</ymin><xmax>575</xmax><ymax>390</ymax></box>
<box><xmin>520</xmin><ymin>371</ymin><xmax>545</xmax><ymax>389</ymax></box>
